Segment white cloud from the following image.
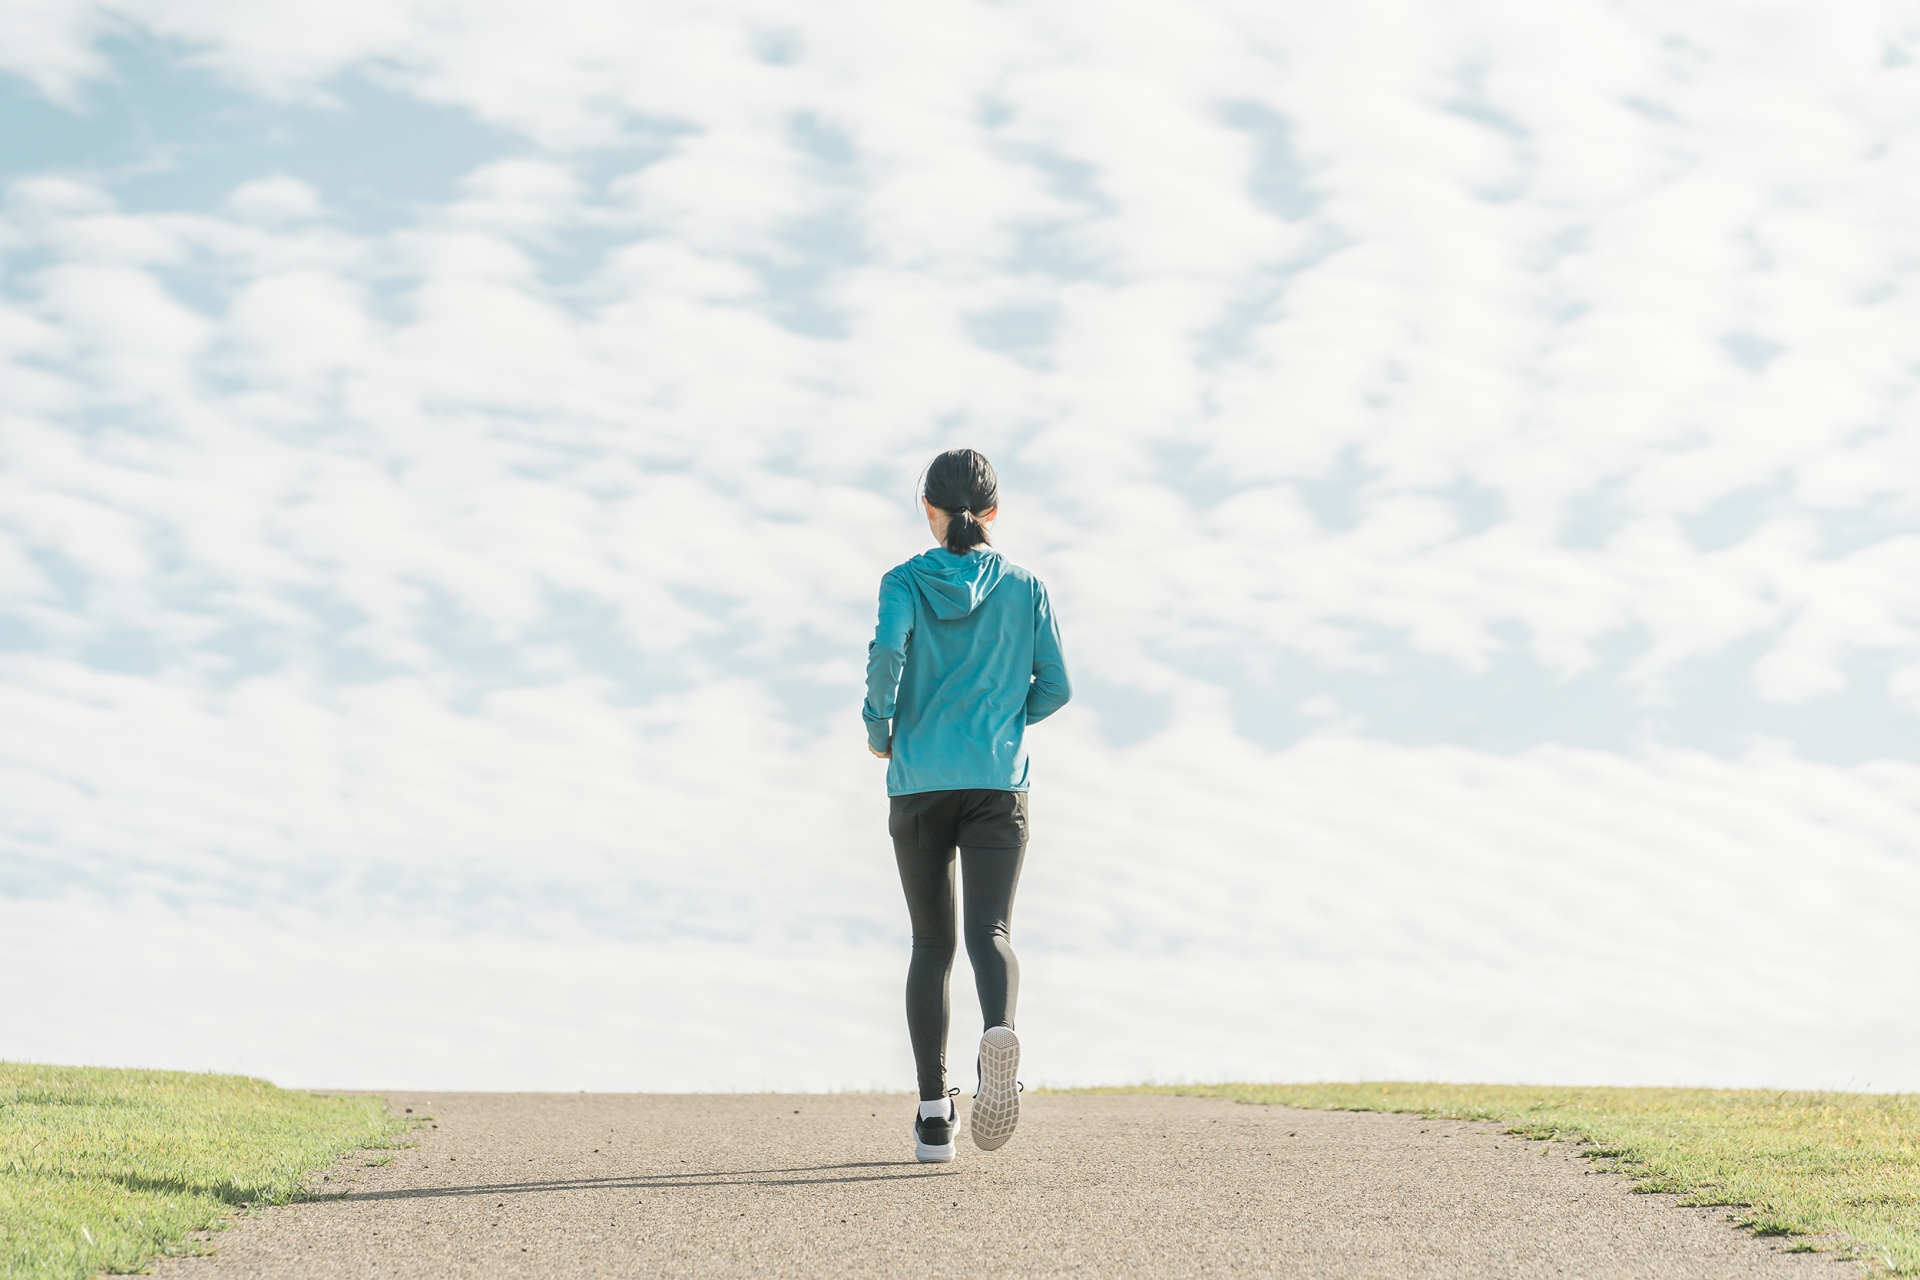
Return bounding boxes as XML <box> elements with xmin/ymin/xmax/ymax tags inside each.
<box><xmin>227</xmin><ymin>176</ymin><xmax>323</xmax><ymax>223</ymax></box>
<box><xmin>225</xmin><ymin>269</ymin><xmax>375</xmax><ymax>380</ymax></box>
<box><xmin>0</xmin><ymin>0</ymin><xmax>108</xmax><ymax>106</ymax></box>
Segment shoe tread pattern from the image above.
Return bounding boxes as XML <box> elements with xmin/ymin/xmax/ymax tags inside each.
<box><xmin>970</xmin><ymin>1026</ymin><xmax>1020</xmax><ymax>1151</ymax></box>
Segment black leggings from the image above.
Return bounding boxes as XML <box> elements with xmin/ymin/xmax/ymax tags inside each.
<box><xmin>889</xmin><ymin>790</ymin><xmax>1029</xmax><ymax>1101</ymax></box>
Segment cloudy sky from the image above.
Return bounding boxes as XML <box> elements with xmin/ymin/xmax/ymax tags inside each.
<box><xmin>2</xmin><ymin>0</ymin><xmax>1917</xmax><ymax>1093</ymax></box>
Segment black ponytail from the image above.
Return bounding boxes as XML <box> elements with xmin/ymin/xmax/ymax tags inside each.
<box><xmin>922</xmin><ymin>448</ymin><xmax>999</xmax><ymax>555</ymax></box>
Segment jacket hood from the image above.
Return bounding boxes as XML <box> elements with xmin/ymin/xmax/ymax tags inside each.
<box><xmin>904</xmin><ymin>547</ymin><xmax>1007</xmax><ymax>620</ymax></box>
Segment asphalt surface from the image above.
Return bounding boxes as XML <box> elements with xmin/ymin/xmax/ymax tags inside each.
<box><xmin>153</xmin><ymin>1092</ymin><xmax>1847</xmax><ymax>1278</ymax></box>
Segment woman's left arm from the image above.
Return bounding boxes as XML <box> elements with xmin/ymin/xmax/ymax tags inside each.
<box><xmin>1025</xmin><ymin>581</ymin><xmax>1072</xmax><ymax>724</ymax></box>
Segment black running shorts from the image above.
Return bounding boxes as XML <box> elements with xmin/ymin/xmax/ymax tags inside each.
<box><xmin>888</xmin><ymin>788</ymin><xmax>1030</xmax><ymax>851</ymax></box>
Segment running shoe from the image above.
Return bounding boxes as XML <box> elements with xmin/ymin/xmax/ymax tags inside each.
<box><xmin>970</xmin><ymin>1025</ymin><xmax>1021</xmax><ymax>1150</ymax></box>
<box><xmin>913</xmin><ymin>1091</ymin><xmax>958</xmax><ymax>1163</ymax></box>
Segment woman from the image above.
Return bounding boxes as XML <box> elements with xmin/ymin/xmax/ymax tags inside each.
<box><xmin>863</xmin><ymin>448</ymin><xmax>1071</xmax><ymax>1163</ymax></box>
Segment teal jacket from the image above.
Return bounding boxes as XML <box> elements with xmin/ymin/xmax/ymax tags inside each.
<box><xmin>864</xmin><ymin>547</ymin><xmax>1071</xmax><ymax>796</ymax></box>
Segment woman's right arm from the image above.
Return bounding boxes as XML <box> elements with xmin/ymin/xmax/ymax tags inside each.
<box><xmin>863</xmin><ymin>570</ymin><xmax>915</xmax><ymax>755</ymax></box>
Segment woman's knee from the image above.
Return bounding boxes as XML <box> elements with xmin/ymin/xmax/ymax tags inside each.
<box><xmin>963</xmin><ymin>924</ymin><xmax>1013</xmax><ymax>958</ymax></box>
<box><xmin>911</xmin><ymin>929</ymin><xmax>958</xmax><ymax>958</ymax></box>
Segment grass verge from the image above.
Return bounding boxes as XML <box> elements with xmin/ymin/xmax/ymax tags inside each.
<box><xmin>1070</xmin><ymin>1082</ymin><xmax>1920</xmax><ymax>1273</ymax></box>
<box><xmin>2</xmin><ymin>1063</ymin><xmax>409</xmax><ymax>1280</ymax></box>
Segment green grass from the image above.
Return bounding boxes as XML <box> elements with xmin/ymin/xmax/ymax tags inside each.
<box><xmin>1072</xmin><ymin>1082</ymin><xmax>1920</xmax><ymax>1273</ymax></box>
<box><xmin>1</xmin><ymin>1063</ymin><xmax>409</xmax><ymax>1279</ymax></box>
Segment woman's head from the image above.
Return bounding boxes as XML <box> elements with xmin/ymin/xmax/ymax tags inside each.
<box><xmin>922</xmin><ymin>448</ymin><xmax>1000</xmax><ymax>554</ymax></box>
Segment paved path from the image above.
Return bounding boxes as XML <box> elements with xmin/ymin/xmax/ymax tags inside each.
<box><xmin>156</xmin><ymin>1092</ymin><xmax>1846</xmax><ymax>1278</ymax></box>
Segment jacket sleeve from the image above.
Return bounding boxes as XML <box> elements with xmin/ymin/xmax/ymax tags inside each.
<box><xmin>863</xmin><ymin>570</ymin><xmax>915</xmax><ymax>752</ymax></box>
<box><xmin>1025</xmin><ymin>580</ymin><xmax>1071</xmax><ymax>724</ymax></box>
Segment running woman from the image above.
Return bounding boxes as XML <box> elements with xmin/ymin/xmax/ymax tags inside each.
<box><xmin>864</xmin><ymin>448</ymin><xmax>1071</xmax><ymax>1163</ymax></box>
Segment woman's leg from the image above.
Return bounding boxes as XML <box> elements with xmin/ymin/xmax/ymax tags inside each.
<box><xmin>894</xmin><ymin>835</ymin><xmax>958</xmax><ymax>1101</ymax></box>
<box><xmin>959</xmin><ymin>842</ymin><xmax>1026</xmax><ymax>1030</ymax></box>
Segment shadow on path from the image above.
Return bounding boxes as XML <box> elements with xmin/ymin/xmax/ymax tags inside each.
<box><xmin>315</xmin><ymin>1161</ymin><xmax>955</xmax><ymax>1203</ymax></box>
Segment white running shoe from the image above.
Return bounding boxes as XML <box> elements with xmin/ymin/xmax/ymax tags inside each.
<box><xmin>970</xmin><ymin>1025</ymin><xmax>1021</xmax><ymax>1151</ymax></box>
<box><xmin>914</xmin><ymin>1093</ymin><xmax>957</xmax><ymax>1163</ymax></box>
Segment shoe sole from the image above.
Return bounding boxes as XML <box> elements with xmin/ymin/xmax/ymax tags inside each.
<box><xmin>915</xmin><ymin>1139</ymin><xmax>955</xmax><ymax>1163</ymax></box>
<box><xmin>970</xmin><ymin>1025</ymin><xmax>1020</xmax><ymax>1150</ymax></box>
